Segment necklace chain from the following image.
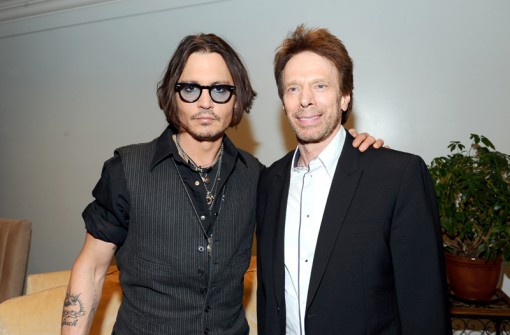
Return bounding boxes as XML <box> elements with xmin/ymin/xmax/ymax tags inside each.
<box><xmin>175</xmin><ymin>134</ymin><xmax>224</xmax><ymax>207</ymax></box>
<box><xmin>172</xmin><ymin>158</ymin><xmax>226</xmax><ymax>256</ymax></box>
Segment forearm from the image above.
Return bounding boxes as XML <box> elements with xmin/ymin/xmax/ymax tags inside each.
<box><xmin>61</xmin><ymin>233</ymin><xmax>116</xmax><ymax>335</ymax></box>
<box><xmin>61</xmin><ymin>265</ymin><xmax>106</xmax><ymax>334</ymax></box>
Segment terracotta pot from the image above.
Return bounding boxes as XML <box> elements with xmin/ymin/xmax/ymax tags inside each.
<box><xmin>445</xmin><ymin>252</ymin><xmax>503</xmax><ymax>301</ymax></box>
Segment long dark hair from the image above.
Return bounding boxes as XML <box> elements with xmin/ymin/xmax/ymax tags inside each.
<box><xmin>157</xmin><ymin>34</ymin><xmax>257</xmax><ymax>128</ymax></box>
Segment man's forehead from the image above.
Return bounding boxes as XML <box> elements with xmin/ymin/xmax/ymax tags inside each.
<box><xmin>180</xmin><ymin>52</ymin><xmax>233</xmax><ymax>83</ymax></box>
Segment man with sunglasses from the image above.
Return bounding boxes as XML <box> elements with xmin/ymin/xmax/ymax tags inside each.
<box><xmin>61</xmin><ymin>33</ymin><xmax>382</xmax><ymax>335</ymax></box>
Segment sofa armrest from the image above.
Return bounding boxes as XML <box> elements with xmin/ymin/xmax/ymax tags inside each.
<box><xmin>25</xmin><ymin>269</ymin><xmax>71</xmax><ymax>295</ymax></box>
<box><xmin>26</xmin><ymin>266</ymin><xmax>119</xmax><ymax>295</ymax></box>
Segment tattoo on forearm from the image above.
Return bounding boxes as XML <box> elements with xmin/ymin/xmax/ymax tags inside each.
<box><xmin>62</xmin><ymin>291</ymin><xmax>86</xmax><ymax>327</ymax></box>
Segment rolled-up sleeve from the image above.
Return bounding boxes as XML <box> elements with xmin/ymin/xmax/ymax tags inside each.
<box><xmin>83</xmin><ymin>152</ymin><xmax>130</xmax><ymax>246</ymax></box>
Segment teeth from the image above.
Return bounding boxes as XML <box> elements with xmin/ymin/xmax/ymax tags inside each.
<box><xmin>298</xmin><ymin>116</ymin><xmax>319</xmax><ymax>120</ymax></box>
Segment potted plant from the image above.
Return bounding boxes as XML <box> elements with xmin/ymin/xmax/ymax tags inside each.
<box><xmin>428</xmin><ymin>134</ymin><xmax>510</xmax><ymax>301</ymax></box>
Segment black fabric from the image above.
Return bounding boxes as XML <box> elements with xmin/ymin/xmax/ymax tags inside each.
<box><xmin>83</xmin><ymin>126</ymin><xmax>263</xmax><ymax>335</ymax></box>
<box><xmin>256</xmin><ymin>131</ymin><xmax>452</xmax><ymax>335</ymax></box>
<box><xmin>84</xmin><ymin>126</ymin><xmax>236</xmax><ymax>245</ymax></box>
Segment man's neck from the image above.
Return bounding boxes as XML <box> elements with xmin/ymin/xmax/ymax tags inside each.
<box><xmin>174</xmin><ymin>132</ymin><xmax>224</xmax><ymax>168</ymax></box>
<box><xmin>296</xmin><ymin>126</ymin><xmax>342</xmax><ymax>167</ymax></box>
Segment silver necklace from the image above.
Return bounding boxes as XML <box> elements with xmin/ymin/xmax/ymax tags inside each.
<box><xmin>172</xmin><ymin>158</ymin><xmax>226</xmax><ymax>256</ymax></box>
<box><xmin>175</xmin><ymin>134</ymin><xmax>224</xmax><ymax>207</ymax></box>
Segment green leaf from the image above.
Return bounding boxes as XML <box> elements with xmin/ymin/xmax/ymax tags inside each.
<box><xmin>428</xmin><ymin>134</ymin><xmax>510</xmax><ymax>261</ymax></box>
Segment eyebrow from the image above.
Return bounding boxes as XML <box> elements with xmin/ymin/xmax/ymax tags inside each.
<box><xmin>178</xmin><ymin>80</ymin><xmax>233</xmax><ymax>86</ymax></box>
<box><xmin>284</xmin><ymin>78</ymin><xmax>331</xmax><ymax>87</ymax></box>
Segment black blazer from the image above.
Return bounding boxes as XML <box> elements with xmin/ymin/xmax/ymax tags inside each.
<box><xmin>256</xmin><ymin>131</ymin><xmax>451</xmax><ymax>334</ymax></box>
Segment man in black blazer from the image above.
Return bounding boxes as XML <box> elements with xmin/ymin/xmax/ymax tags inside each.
<box><xmin>256</xmin><ymin>25</ymin><xmax>452</xmax><ymax>334</ymax></box>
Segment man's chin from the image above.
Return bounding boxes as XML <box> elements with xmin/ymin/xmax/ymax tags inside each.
<box><xmin>189</xmin><ymin>130</ymin><xmax>225</xmax><ymax>142</ymax></box>
<box><xmin>293</xmin><ymin>122</ymin><xmax>341</xmax><ymax>145</ymax></box>
<box><xmin>179</xmin><ymin>123</ymin><xmax>229</xmax><ymax>142</ymax></box>
<box><xmin>293</xmin><ymin>128</ymin><xmax>323</xmax><ymax>144</ymax></box>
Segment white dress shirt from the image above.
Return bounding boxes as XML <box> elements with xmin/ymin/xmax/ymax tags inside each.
<box><xmin>284</xmin><ymin>127</ymin><xmax>345</xmax><ymax>334</ymax></box>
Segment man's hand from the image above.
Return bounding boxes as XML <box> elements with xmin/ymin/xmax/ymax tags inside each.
<box><xmin>349</xmin><ymin>128</ymin><xmax>385</xmax><ymax>152</ymax></box>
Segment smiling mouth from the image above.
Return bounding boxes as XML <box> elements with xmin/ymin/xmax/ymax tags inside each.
<box><xmin>295</xmin><ymin>113</ymin><xmax>322</xmax><ymax>126</ymax></box>
<box><xmin>297</xmin><ymin>115</ymin><xmax>320</xmax><ymax>121</ymax></box>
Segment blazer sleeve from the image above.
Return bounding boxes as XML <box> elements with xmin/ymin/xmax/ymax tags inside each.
<box><xmin>390</xmin><ymin>155</ymin><xmax>452</xmax><ymax>334</ymax></box>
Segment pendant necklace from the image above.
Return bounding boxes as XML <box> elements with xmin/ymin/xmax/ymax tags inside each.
<box><xmin>175</xmin><ymin>133</ymin><xmax>224</xmax><ymax>207</ymax></box>
<box><xmin>172</xmin><ymin>158</ymin><xmax>226</xmax><ymax>256</ymax></box>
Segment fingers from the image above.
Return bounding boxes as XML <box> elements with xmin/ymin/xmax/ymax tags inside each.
<box><xmin>349</xmin><ymin>128</ymin><xmax>386</xmax><ymax>152</ymax></box>
<box><xmin>358</xmin><ymin>134</ymin><xmax>375</xmax><ymax>152</ymax></box>
<box><xmin>351</xmin><ymin>131</ymin><xmax>369</xmax><ymax>151</ymax></box>
<box><xmin>373</xmin><ymin>138</ymin><xmax>385</xmax><ymax>149</ymax></box>
<box><xmin>348</xmin><ymin>128</ymin><xmax>359</xmax><ymax>137</ymax></box>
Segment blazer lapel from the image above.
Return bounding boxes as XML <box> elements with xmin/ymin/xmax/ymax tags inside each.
<box><xmin>306</xmin><ymin>134</ymin><xmax>362</xmax><ymax>310</ymax></box>
<box><xmin>271</xmin><ymin>154</ymin><xmax>293</xmax><ymax>310</ymax></box>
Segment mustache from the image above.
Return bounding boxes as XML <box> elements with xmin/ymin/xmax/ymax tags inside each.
<box><xmin>191</xmin><ymin>110</ymin><xmax>220</xmax><ymax>121</ymax></box>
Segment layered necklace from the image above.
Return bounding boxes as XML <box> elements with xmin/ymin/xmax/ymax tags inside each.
<box><xmin>174</xmin><ymin>133</ymin><xmax>224</xmax><ymax>207</ymax></box>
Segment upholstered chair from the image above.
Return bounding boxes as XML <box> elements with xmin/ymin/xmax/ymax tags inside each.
<box><xmin>0</xmin><ymin>218</ymin><xmax>32</xmax><ymax>303</ymax></box>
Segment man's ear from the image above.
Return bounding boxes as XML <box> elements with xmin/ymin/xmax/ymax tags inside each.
<box><xmin>340</xmin><ymin>94</ymin><xmax>351</xmax><ymax>111</ymax></box>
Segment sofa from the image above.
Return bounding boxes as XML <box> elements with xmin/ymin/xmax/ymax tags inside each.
<box><xmin>0</xmin><ymin>218</ymin><xmax>32</xmax><ymax>303</ymax></box>
<box><xmin>0</xmin><ymin>257</ymin><xmax>258</xmax><ymax>335</ymax></box>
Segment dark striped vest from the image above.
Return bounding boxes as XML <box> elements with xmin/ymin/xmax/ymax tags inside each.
<box><xmin>112</xmin><ymin>138</ymin><xmax>260</xmax><ymax>335</ymax></box>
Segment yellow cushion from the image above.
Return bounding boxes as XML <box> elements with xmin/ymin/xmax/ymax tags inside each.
<box><xmin>25</xmin><ymin>269</ymin><xmax>71</xmax><ymax>295</ymax></box>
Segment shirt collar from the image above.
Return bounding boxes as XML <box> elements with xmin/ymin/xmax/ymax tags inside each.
<box><xmin>150</xmin><ymin>125</ymin><xmax>245</xmax><ymax>170</ymax></box>
<box><xmin>291</xmin><ymin>126</ymin><xmax>346</xmax><ymax>177</ymax></box>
